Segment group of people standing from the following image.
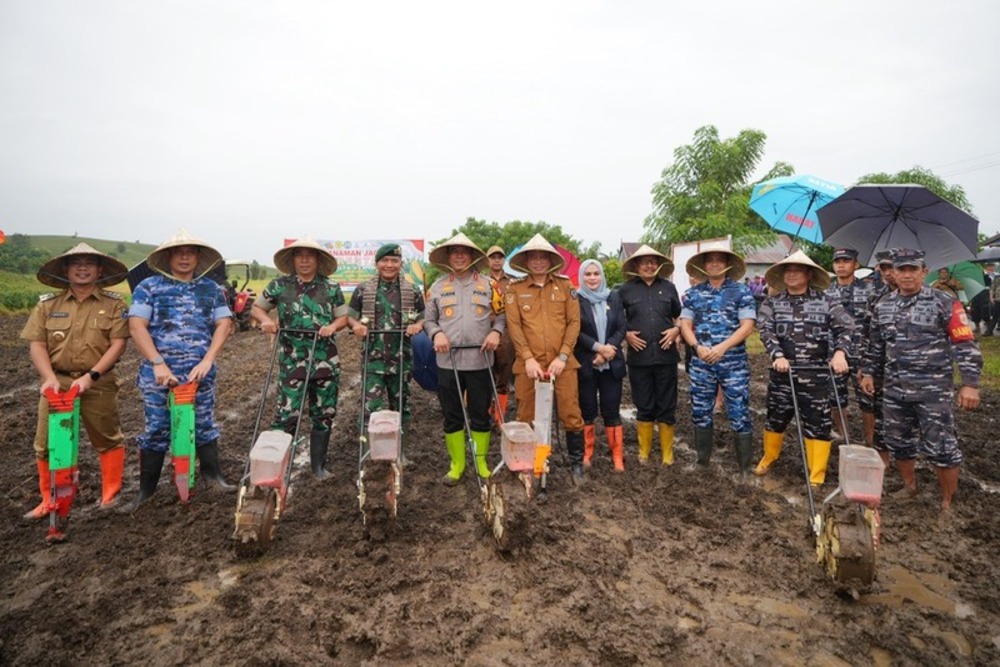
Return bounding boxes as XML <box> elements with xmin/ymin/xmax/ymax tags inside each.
<box><xmin>21</xmin><ymin>229</ymin><xmax>982</xmax><ymax>530</ymax></box>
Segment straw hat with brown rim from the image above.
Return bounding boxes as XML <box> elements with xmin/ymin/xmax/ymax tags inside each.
<box><xmin>273</xmin><ymin>236</ymin><xmax>338</xmax><ymax>276</ymax></box>
<box><xmin>623</xmin><ymin>244</ymin><xmax>674</xmax><ymax>279</ymax></box>
<box><xmin>685</xmin><ymin>245</ymin><xmax>747</xmax><ymax>281</ymax></box>
<box><xmin>509</xmin><ymin>234</ymin><xmax>566</xmax><ymax>274</ymax></box>
<box><xmin>429</xmin><ymin>232</ymin><xmax>488</xmax><ymax>273</ymax></box>
<box><xmin>764</xmin><ymin>250</ymin><xmax>831</xmax><ymax>292</ymax></box>
<box><xmin>36</xmin><ymin>242</ymin><xmax>128</xmax><ymax>289</ymax></box>
<box><xmin>485</xmin><ymin>245</ymin><xmax>506</xmax><ymax>258</ymax></box>
<box><xmin>146</xmin><ymin>228</ymin><xmax>223</xmax><ymax>279</ymax></box>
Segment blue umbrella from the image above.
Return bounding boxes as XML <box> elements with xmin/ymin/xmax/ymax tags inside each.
<box><xmin>750</xmin><ymin>174</ymin><xmax>846</xmax><ymax>246</ymax></box>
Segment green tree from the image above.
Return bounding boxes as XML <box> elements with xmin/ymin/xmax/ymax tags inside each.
<box><xmin>857</xmin><ymin>166</ymin><xmax>972</xmax><ymax>212</ymax></box>
<box><xmin>0</xmin><ymin>234</ymin><xmax>50</xmax><ymax>274</ymax></box>
<box><xmin>250</xmin><ymin>260</ymin><xmax>266</xmax><ymax>280</ymax></box>
<box><xmin>643</xmin><ymin>125</ymin><xmax>793</xmax><ymax>254</ymax></box>
<box><xmin>603</xmin><ymin>257</ymin><xmax>623</xmax><ymax>288</ymax></box>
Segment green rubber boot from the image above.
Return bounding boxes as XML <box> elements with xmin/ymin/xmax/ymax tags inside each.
<box><xmin>443</xmin><ymin>431</ymin><xmax>466</xmax><ymax>486</ymax></box>
<box><xmin>471</xmin><ymin>431</ymin><xmax>492</xmax><ymax>479</ymax></box>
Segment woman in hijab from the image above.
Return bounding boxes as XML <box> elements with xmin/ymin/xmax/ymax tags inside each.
<box><xmin>574</xmin><ymin>259</ymin><xmax>628</xmax><ymax>471</ymax></box>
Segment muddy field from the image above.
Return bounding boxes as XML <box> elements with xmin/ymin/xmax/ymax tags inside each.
<box><xmin>1</xmin><ymin>313</ymin><xmax>998</xmax><ymax>666</ymax></box>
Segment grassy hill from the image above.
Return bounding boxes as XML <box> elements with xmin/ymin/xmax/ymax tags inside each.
<box><xmin>31</xmin><ymin>235</ymin><xmax>157</xmax><ymax>269</ymax></box>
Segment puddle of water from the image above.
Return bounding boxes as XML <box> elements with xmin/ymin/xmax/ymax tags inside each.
<box><xmin>676</xmin><ymin>616</ymin><xmax>700</xmax><ymax>631</ymax></box>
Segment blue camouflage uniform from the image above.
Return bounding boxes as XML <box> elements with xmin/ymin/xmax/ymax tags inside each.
<box><xmin>862</xmin><ymin>285</ymin><xmax>982</xmax><ymax>467</ymax></box>
<box><xmin>129</xmin><ymin>275</ymin><xmax>232</xmax><ymax>453</ymax></box>
<box><xmin>826</xmin><ymin>277</ymin><xmax>878</xmax><ymax>413</ymax></box>
<box><xmin>680</xmin><ymin>278</ymin><xmax>757</xmax><ymax>433</ymax></box>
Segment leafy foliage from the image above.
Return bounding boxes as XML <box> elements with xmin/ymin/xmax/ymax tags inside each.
<box><xmin>643</xmin><ymin>125</ymin><xmax>793</xmax><ymax>254</ymax></box>
<box><xmin>857</xmin><ymin>166</ymin><xmax>972</xmax><ymax>213</ymax></box>
<box><xmin>0</xmin><ymin>234</ymin><xmax>50</xmax><ymax>274</ymax></box>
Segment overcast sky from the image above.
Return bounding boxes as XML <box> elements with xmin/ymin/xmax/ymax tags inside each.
<box><xmin>2</xmin><ymin>0</ymin><xmax>998</xmax><ymax>265</ymax></box>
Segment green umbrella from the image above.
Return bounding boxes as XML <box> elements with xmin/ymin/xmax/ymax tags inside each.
<box><xmin>925</xmin><ymin>261</ymin><xmax>986</xmax><ymax>301</ymax></box>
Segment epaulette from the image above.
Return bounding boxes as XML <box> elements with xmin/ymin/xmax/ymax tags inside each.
<box><xmin>101</xmin><ymin>290</ymin><xmax>123</xmax><ymax>300</ymax></box>
<box><xmin>555</xmin><ymin>273</ymin><xmax>571</xmax><ymax>281</ymax></box>
<box><xmin>38</xmin><ymin>292</ymin><xmax>56</xmax><ymax>302</ymax></box>
<box><xmin>508</xmin><ymin>276</ymin><xmax>526</xmax><ymax>284</ymax></box>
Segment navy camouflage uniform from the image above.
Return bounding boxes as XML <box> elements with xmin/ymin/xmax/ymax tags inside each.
<box><xmin>758</xmin><ymin>289</ymin><xmax>854</xmax><ymax>439</ymax></box>
<box><xmin>680</xmin><ymin>278</ymin><xmax>757</xmax><ymax>434</ymax></box>
<box><xmin>863</xmin><ymin>286</ymin><xmax>982</xmax><ymax>467</ymax></box>
<box><xmin>255</xmin><ymin>274</ymin><xmax>348</xmax><ymax>433</ymax></box>
<box><xmin>348</xmin><ymin>278</ymin><xmax>425</xmax><ymax>422</ymax></box>
<box><xmin>129</xmin><ymin>275</ymin><xmax>232</xmax><ymax>453</ymax></box>
<box><xmin>826</xmin><ymin>277</ymin><xmax>878</xmax><ymax>413</ymax></box>
<box><xmin>857</xmin><ymin>275</ymin><xmax>893</xmax><ymax>450</ymax></box>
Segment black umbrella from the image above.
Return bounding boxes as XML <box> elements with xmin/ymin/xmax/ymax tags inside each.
<box><xmin>817</xmin><ymin>184</ymin><xmax>979</xmax><ymax>268</ymax></box>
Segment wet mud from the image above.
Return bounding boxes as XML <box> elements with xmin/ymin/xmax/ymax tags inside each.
<box><xmin>1</xmin><ymin>314</ymin><xmax>998</xmax><ymax>665</ymax></box>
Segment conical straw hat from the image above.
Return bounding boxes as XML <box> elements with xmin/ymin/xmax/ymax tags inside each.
<box><xmin>508</xmin><ymin>234</ymin><xmax>565</xmax><ymax>274</ymax></box>
<box><xmin>428</xmin><ymin>232</ymin><xmax>488</xmax><ymax>273</ymax></box>
<box><xmin>36</xmin><ymin>242</ymin><xmax>128</xmax><ymax>289</ymax></box>
<box><xmin>764</xmin><ymin>250</ymin><xmax>831</xmax><ymax>292</ymax></box>
<box><xmin>623</xmin><ymin>244</ymin><xmax>674</xmax><ymax>278</ymax></box>
<box><xmin>146</xmin><ymin>228</ymin><xmax>223</xmax><ymax>280</ymax></box>
<box><xmin>273</xmin><ymin>236</ymin><xmax>338</xmax><ymax>276</ymax></box>
<box><xmin>685</xmin><ymin>245</ymin><xmax>746</xmax><ymax>281</ymax></box>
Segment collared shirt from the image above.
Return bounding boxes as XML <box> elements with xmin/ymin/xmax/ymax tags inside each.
<box><xmin>504</xmin><ymin>274</ymin><xmax>580</xmax><ymax>371</ymax></box>
<box><xmin>21</xmin><ymin>289</ymin><xmax>129</xmax><ymax>372</ymax></box>
<box><xmin>424</xmin><ymin>270</ymin><xmax>505</xmax><ymax>370</ymax></box>
<box><xmin>758</xmin><ymin>288</ymin><xmax>853</xmax><ymax>365</ymax></box>
<box><xmin>618</xmin><ymin>276</ymin><xmax>681</xmax><ymax>366</ymax></box>
<box><xmin>680</xmin><ymin>277</ymin><xmax>756</xmax><ymax>353</ymax></box>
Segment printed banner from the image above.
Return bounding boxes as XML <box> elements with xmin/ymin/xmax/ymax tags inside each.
<box><xmin>284</xmin><ymin>239</ymin><xmax>425</xmax><ymax>291</ymax></box>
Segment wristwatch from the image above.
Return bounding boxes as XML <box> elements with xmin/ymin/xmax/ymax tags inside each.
<box><xmin>88</xmin><ymin>369</ymin><xmax>101</xmax><ymax>381</ymax></box>
<box><xmin>558</xmin><ymin>353</ymin><xmax>569</xmax><ymax>362</ymax></box>
<box><xmin>151</xmin><ymin>355</ymin><xmax>165</xmax><ymax>365</ymax></box>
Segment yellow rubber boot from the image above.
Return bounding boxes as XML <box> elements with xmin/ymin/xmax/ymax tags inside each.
<box><xmin>636</xmin><ymin>421</ymin><xmax>654</xmax><ymax>464</ymax></box>
<box><xmin>442</xmin><ymin>431</ymin><xmax>466</xmax><ymax>486</ymax></box>
<box><xmin>583</xmin><ymin>424</ymin><xmax>596</xmax><ymax>468</ymax></box>
<box><xmin>471</xmin><ymin>431</ymin><xmax>492</xmax><ymax>479</ymax></box>
<box><xmin>753</xmin><ymin>430</ymin><xmax>784</xmax><ymax>476</ymax></box>
<box><xmin>805</xmin><ymin>439</ymin><xmax>831</xmax><ymax>487</ymax></box>
<box><xmin>658</xmin><ymin>423</ymin><xmax>675</xmax><ymax>466</ymax></box>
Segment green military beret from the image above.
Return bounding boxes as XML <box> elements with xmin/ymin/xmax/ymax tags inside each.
<box><xmin>375</xmin><ymin>243</ymin><xmax>402</xmax><ymax>262</ymax></box>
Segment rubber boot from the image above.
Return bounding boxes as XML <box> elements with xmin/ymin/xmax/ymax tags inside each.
<box><xmin>658</xmin><ymin>423</ymin><xmax>675</xmax><ymax>466</ymax></box>
<box><xmin>734</xmin><ymin>431</ymin><xmax>753</xmax><ymax>480</ymax></box>
<box><xmin>937</xmin><ymin>466</ymin><xmax>960</xmax><ymax>511</ymax></box>
<box><xmin>23</xmin><ymin>458</ymin><xmax>52</xmax><ymax>520</ymax></box>
<box><xmin>806</xmin><ymin>439</ymin><xmax>831</xmax><ymax>487</ymax></box>
<box><xmin>442</xmin><ymin>431</ymin><xmax>466</xmax><ymax>486</ymax></box>
<box><xmin>753</xmin><ymin>430</ymin><xmax>784</xmax><ymax>476</ymax></box>
<box><xmin>132</xmin><ymin>449</ymin><xmax>166</xmax><ymax>510</ymax></box>
<box><xmin>607</xmin><ymin>425</ymin><xmax>625</xmax><ymax>472</ymax></box>
<box><xmin>197</xmin><ymin>440</ymin><xmax>236</xmax><ymax>491</ymax></box>
<box><xmin>98</xmin><ymin>447</ymin><xmax>125</xmax><ymax>508</ymax></box>
<box><xmin>471</xmin><ymin>431</ymin><xmax>492</xmax><ymax>479</ymax></box>
<box><xmin>492</xmin><ymin>393</ymin><xmax>509</xmax><ymax>425</ymax></box>
<box><xmin>566</xmin><ymin>431</ymin><xmax>585</xmax><ymax>485</ymax></box>
<box><xmin>636</xmin><ymin>421</ymin><xmax>654</xmax><ymax>464</ymax></box>
<box><xmin>693</xmin><ymin>427</ymin><xmax>713</xmax><ymax>466</ymax></box>
<box><xmin>583</xmin><ymin>424</ymin><xmax>596</xmax><ymax>468</ymax></box>
<box><xmin>309</xmin><ymin>429</ymin><xmax>332</xmax><ymax>480</ymax></box>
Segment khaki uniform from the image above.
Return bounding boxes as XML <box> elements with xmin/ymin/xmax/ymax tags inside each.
<box><xmin>490</xmin><ymin>272</ymin><xmax>516</xmax><ymax>393</ymax></box>
<box><xmin>505</xmin><ymin>274</ymin><xmax>583</xmax><ymax>431</ymax></box>
<box><xmin>21</xmin><ymin>290</ymin><xmax>129</xmax><ymax>457</ymax></box>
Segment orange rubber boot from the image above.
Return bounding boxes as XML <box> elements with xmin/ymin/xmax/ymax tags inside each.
<box><xmin>583</xmin><ymin>424</ymin><xmax>596</xmax><ymax>468</ymax></box>
<box><xmin>23</xmin><ymin>458</ymin><xmax>52</xmax><ymax>520</ymax></box>
<box><xmin>99</xmin><ymin>447</ymin><xmax>125</xmax><ymax>508</ymax></box>
<box><xmin>607</xmin><ymin>425</ymin><xmax>625</xmax><ymax>472</ymax></box>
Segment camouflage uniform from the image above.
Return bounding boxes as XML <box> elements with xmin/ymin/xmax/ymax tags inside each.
<box><xmin>857</xmin><ymin>276</ymin><xmax>893</xmax><ymax>450</ymax></box>
<box><xmin>758</xmin><ymin>289</ymin><xmax>853</xmax><ymax>439</ymax></box>
<box><xmin>825</xmin><ymin>277</ymin><xmax>877</xmax><ymax>413</ymax></box>
<box><xmin>128</xmin><ymin>275</ymin><xmax>232</xmax><ymax>453</ymax></box>
<box><xmin>255</xmin><ymin>274</ymin><xmax>348</xmax><ymax>433</ymax></box>
<box><xmin>680</xmin><ymin>278</ymin><xmax>757</xmax><ymax>434</ymax></box>
<box><xmin>862</xmin><ymin>286</ymin><xmax>982</xmax><ymax>466</ymax></box>
<box><xmin>348</xmin><ymin>277</ymin><xmax>425</xmax><ymax>422</ymax></box>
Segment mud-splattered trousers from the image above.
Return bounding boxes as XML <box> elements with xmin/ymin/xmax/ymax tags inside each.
<box><xmin>758</xmin><ymin>289</ymin><xmax>853</xmax><ymax>440</ymax></box>
<box><xmin>681</xmin><ymin>279</ymin><xmax>757</xmax><ymax>434</ymax></box>
<box><xmin>129</xmin><ymin>275</ymin><xmax>232</xmax><ymax>453</ymax></box>
<box><xmin>863</xmin><ymin>286</ymin><xmax>982</xmax><ymax>467</ymax></box>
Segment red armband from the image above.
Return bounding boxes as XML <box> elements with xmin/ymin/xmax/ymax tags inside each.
<box><xmin>948</xmin><ymin>300</ymin><xmax>974</xmax><ymax>343</ymax></box>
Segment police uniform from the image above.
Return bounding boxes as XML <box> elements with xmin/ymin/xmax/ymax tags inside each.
<box><xmin>424</xmin><ymin>237</ymin><xmax>505</xmax><ymax>483</ymax></box>
<box><xmin>348</xmin><ymin>275</ymin><xmax>425</xmax><ymax>423</ymax></box>
<box><xmin>129</xmin><ymin>274</ymin><xmax>233</xmax><ymax>453</ymax></box>
<box><xmin>256</xmin><ymin>273</ymin><xmax>348</xmax><ymax>432</ymax></box>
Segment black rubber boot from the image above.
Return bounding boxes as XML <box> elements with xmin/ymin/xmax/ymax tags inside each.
<box><xmin>735</xmin><ymin>431</ymin><xmax>753</xmax><ymax>480</ymax></box>
<box><xmin>694</xmin><ymin>427</ymin><xmax>714</xmax><ymax>466</ymax></box>
<box><xmin>310</xmin><ymin>429</ymin><xmax>332</xmax><ymax>480</ymax></box>
<box><xmin>130</xmin><ymin>449</ymin><xmax>165</xmax><ymax>510</ymax></box>
<box><xmin>566</xmin><ymin>431</ymin><xmax>585</xmax><ymax>485</ymax></box>
<box><xmin>197</xmin><ymin>440</ymin><xmax>236</xmax><ymax>491</ymax></box>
